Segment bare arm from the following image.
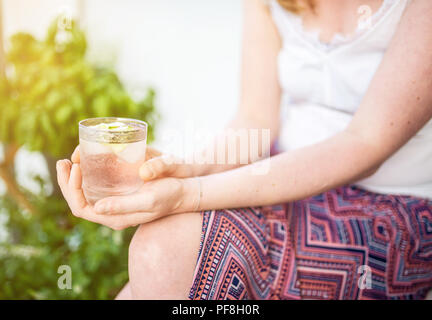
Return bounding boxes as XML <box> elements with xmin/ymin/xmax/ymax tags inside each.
<box><xmin>57</xmin><ymin>0</ymin><xmax>432</xmax><ymax>230</ymax></box>
<box><xmin>191</xmin><ymin>0</ymin><xmax>432</xmax><ymax>210</ymax></box>
<box><xmin>198</xmin><ymin>0</ymin><xmax>282</xmax><ymax>176</ymax></box>
<box><xmin>143</xmin><ymin>0</ymin><xmax>282</xmax><ymax>179</ymax></box>
<box><xmin>233</xmin><ymin>0</ymin><xmax>282</xmax><ymax>144</ymax></box>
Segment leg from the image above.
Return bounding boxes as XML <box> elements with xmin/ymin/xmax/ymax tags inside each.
<box><xmin>190</xmin><ymin>207</ymin><xmax>288</xmax><ymax>300</ymax></box>
<box><xmin>115</xmin><ymin>282</ymin><xmax>132</xmax><ymax>300</ymax></box>
<box><xmin>128</xmin><ymin>212</ymin><xmax>203</xmax><ymax>299</ymax></box>
<box><xmin>291</xmin><ymin>186</ymin><xmax>432</xmax><ymax>299</ymax></box>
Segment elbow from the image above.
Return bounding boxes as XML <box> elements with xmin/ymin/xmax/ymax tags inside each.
<box><xmin>343</xmin><ymin>128</ymin><xmax>387</xmax><ymax>181</ymax></box>
<box><xmin>358</xmin><ymin>163</ymin><xmax>382</xmax><ymax>180</ymax></box>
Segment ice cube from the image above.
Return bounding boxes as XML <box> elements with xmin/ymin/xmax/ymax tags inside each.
<box><xmin>80</xmin><ymin>139</ymin><xmax>112</xmax><ymax>155</ymax></box>
<box><xmin>116</xmin><ymin>141</ymin><xmax>147</xmax><ymax>163</ymax></box>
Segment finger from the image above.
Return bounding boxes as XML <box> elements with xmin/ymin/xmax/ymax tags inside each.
<box><xmin>139</xmin><ymin>156</ymin><xmax>176</xmax><ymax>181</ymax></box>
<box><xmin>69</xmin><ymin>205</ymin><xmax>113</xmax><ymax>225</ymax></box>
<box><xmin>94</xmin><ymin>192</ymin><xmax>151</xmax><ymax>215</ymax></box>
<box><xmin>67</xmin><ymin>165</ymin><xmax>90</xmax><ymax>211</ymax></box>
<box><xmin>56</xmin><ymin>159</ymin><xmax>79</xmax><ymax>213</ymax></box>
<box><xmin>71</xmin><ymin>146</ymin><xmax>80</xmax><ymax>163</ymax></box>
<box><xmin>113</xmin><ymin>211</ymin><xmax>160</xmax><ymax>226</ymax></box>
<box><xmin>79</xmin><ymin>209</ymin><xmax>159</xmax><ymax>230</ymax></box>
<box><xmin>56</xmin><ymin>160</ymin><xmax>72</xmax><ymax>193</ymax></box>
<box><xmin>145</xmin><ymin>147</ymin><xmax>162</xmax><ymax>161</ymax></box>
<box><xmin>69</xmin><ymin>163</ymin><xmax>82</xmax><ymax>190</ymax></box>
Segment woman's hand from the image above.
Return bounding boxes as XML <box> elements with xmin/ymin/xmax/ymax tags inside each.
<box><xmin>72</xmin><ymin>145</ymin><xmax>196</xmax><ymax>181</ymax></box>
<box><xmin>57</xmin><ymin>148</ymin><xmax>200</xmax><ymax>230</ymax></box>
<box><xmin>138</xmin><ymin>154</ymin><xmax>196</xmax><ymax>181</ymax></box>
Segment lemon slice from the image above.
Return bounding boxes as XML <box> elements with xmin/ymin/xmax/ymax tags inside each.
<box><xmin>104</xmin><ymin>143</ymin><xmax>128</xmax><ymax>154</ymax></box>
<box><xmin>91</xmin><ymin>122</ymin><xmax>135</xmax><ymax>132</ymax></box>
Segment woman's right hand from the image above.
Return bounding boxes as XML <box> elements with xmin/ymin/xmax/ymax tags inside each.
<box><xmin>71</xmin><ymin>145</ymin><xmax>196</xmax><ymax>181</ymax></box>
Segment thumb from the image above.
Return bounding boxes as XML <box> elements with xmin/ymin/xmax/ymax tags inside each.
<box><xmin>139</xmin><ymin>156</ymin><xmax>178</xmax><ymax>181</ymax></box>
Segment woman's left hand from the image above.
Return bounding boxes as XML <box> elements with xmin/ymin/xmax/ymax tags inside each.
<box><xmin>56</xmin><ymin>159</ymin><xmax>199</xmax><ymax>230</ymax></box>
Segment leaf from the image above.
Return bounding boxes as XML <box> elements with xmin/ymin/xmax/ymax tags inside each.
<box><xmin>70</xmin><ymin>93</ymin><xmax>84</xmax><ymax>112</ymax></box>
<box><xmin>44</xmin><ymin>91</ymin><xmax>62</xmax><ymax>110</ymax></box>
<box><xmin>55</xmin><ymin>105</ymin><xmax>73</xmax><ymax>124</ymax></box>
<box><xmin>91</xmin><ymin>95</ymin><xmax>109</xmax><ymax>117</ymax></box>
<box><xmin>40</xmin><ymin>113</ymin><xmax>56</xmax><ymax>140</ymax></box>
<box><xmin>0</xmin><ymin>15</ymin><xmax>157</xmax><ymax>169</ymax></box>
<box><xmin>30</xmin><ymin>79</ymin><xmax>49</xmax><ymax>98</ymax></box>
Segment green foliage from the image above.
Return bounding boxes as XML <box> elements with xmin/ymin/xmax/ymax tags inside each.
<box><xmin>0</xmin><ymin>18</ymin><xmax>157</xmax><ymax>158</ymax></box>
<box><xmin>0</xmin><ymin>191</ymin><xmax>135</xmax><ymax>299</ymax></box>
<box><xmin>0</xmin><ymin>18</ymin><xmax>159</xmax><ymax>299</ymax></box>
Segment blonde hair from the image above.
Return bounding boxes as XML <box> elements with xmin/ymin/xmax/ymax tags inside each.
<box><xmin>277</xmin><ymin>0</ymin><xmax>314</xmax><ymax>13</ymax></box>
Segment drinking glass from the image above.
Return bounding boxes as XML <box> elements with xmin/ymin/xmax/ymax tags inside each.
<box><xmin>78</xmin><ymin>117</ymin><xmax>147</xmax><ymax>205</ymax></box>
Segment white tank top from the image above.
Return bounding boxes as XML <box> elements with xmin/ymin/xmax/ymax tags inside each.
<box><xmin>270</xmin><ymin>0</ymin><xmax>432</xmax><ymax>200</ymax></box>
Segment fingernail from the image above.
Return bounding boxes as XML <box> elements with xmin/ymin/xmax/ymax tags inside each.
<box><xmin>95</xmin><ymin>201</ymin><xmax>108</xmax><ymax>214</ymax></box>
<box><xmin>140</xmin><ymin>166</ymin><xmax>154</xmax><ymax>179</ymax></box>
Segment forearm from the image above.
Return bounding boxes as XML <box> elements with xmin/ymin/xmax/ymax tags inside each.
<box><xmin>183</xmin><ymin>130</ymin><xmax>382</xmax><ymax>211</ymax></box>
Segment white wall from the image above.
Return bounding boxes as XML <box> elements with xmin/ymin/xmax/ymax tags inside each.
<box><xmin>3</xmin><ymin>0</ymin><xmax>79</xmax><ymax>39</ymax></box>
<box><xmin>83</xmin><ymin>0</ymin><xmax>242</xmax><ymax>152</ymax></box>
<box><xmin>1</xmin><ymin>0</ymin><xmax>243</xmax><ymax>194</ymax></box>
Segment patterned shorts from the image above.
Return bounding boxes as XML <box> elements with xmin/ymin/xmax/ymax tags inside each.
<box><xmin>188</xmin><ymin>185</ymin><xmax>432</xmax><ymax>300</ymax></box>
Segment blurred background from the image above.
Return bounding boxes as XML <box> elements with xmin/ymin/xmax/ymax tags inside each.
<box><xmin>0</xmin><ymin>0</ymin><xmax>242</xmax><ymax>299</ymax></box>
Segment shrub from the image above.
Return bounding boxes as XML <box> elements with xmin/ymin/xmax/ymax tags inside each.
<box><xmin>0</xmin><ymin>17</ymin><xmax>157</xmax><ymax>299</ymax></box>
<box><xmin>0</xmin><ymin>18</ymin><xmax>156</xmax><ymax>158</ymax></box>
<box><xmin>0</xmin><ymin>191</ymin><xmax>135</xmax><ymax>299</ymax></box>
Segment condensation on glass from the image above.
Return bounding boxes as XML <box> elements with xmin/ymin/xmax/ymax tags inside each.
<box><xmin>79</xmin><ymin>117</ymin><xmax>147</xmax><ymax>205</ymax></box>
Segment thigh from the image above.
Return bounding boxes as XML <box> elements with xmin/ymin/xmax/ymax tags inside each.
<box><xmin>291</xmin><ymin>186</ymin><xmax>432</xmax><ymax>300</ymax></box>
<box><xmin>189</xmin><ymin>205</ymin><xmax>292</xmax><ymax>300</ymax></box>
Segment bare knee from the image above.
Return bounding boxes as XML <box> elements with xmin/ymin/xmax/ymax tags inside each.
<box><xmin>128</xmin><ymin>212</ymin><xmax>203</xmax><ymax>299</ymax></box>
<box><xmin>129</xmin><ymin>218</ymin><xmax>171</xmax><ymax>275</ymax></box>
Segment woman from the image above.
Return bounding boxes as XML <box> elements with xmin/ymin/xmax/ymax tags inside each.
<box><xmin>56</xmin><ymin>0</ymin><xmax>432</xmax><ymax>299</ymax></box>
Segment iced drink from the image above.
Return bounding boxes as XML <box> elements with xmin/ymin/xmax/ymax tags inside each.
<box><xmin>79</xmin><ymin>118</ymin><xmax>147</xmax><ymax>205</ymax></box>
